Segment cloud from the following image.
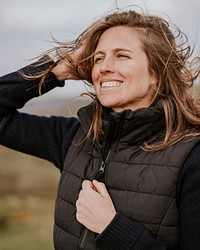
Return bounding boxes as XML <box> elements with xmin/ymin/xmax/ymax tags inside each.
<box><xmin>0</xmin><ymin>0</ymin><xmax>199</xmax><ymax>75</ymax></box>
<box><xmin>0</xmin><ymin>0</ymin><xmax>112</xmax><ymax>30</ymax></box>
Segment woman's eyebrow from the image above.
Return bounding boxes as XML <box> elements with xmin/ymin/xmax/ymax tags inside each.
<box><xmin>114</xmin><ymin>48</ymin><xmax>135</xmax><ymax>53</ymax></box>
<box><xmin>93</xmin><ymin>51</ymin><xmax>105</xmax><ymax>57</ymax></box>
<box><xmin>94</xmin><ymin>48</ymin><xmax>135</xmax><ymax>56</ymax></box>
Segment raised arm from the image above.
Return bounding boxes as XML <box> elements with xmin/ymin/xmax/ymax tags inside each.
<box><xmin>0</xmin><ymin>59</ymin><xmax>80</xmax><ymax>170</ymax></box>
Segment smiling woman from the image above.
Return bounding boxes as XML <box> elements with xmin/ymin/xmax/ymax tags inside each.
<box><xmin>0</xmin><ymin>8</ymin><xmax>200</xmax><ymax>250</ymax></box>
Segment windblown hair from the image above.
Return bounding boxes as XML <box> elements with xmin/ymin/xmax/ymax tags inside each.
<box><xmin>25</xmin><ymin>9</ymin><xmax>200</xmax><ymax>150</ymax></box>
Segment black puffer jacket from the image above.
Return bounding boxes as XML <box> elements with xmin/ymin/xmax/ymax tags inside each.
<box><xmin>54</xmin><ymin>101</ymin><xmax>200</xmax><ymax>249</ymax></box>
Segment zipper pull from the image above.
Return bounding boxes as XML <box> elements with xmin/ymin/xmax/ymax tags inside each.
<box><xmin>99</xmin><ymin>161</ymin><xmax>106</xmax><ymax>174</ymax></box>
<box><xmin>94</xmin><ymin>161</ymin><xmax>106</xmax><ymax>180</ymax></box>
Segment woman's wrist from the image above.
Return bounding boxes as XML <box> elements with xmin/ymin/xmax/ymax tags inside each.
<box><xmin>51</xmin><ymin>62</ymin><xmax>68</xmax><ymax>81</ymax></box>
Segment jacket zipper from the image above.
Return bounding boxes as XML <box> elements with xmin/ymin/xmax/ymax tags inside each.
<box><xmin>79</xmin><ymin>114</ymin><xmax>124</xmax><ymax>248</ymax></box>
<box><xmin>93</xmin><ymin>160</ymin><xmax>106</xmax><ymax>180</ymax></box>
<box><xmin>93</xmin><ymin>147</ymin><xmax>112</xmax><ymax>180</ymax></box>
<box><xmin>79</xmin><ymin>150</ymin><xmax>111</xmax><ymax>249</ymax></box>
<box><xmin>80</xmin><ymin>228</ymin><xmax>90</xmax><ymax>249</ymax></box>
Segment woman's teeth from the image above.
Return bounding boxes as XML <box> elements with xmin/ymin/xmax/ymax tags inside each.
<box><xmin>101</xmin><ymin>81</ymin><xmax>123</xmax><ymax>88</ymax></box>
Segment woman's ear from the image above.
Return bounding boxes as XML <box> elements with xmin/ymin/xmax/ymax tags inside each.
<box><xmin>149</xmin><ymin>70</ymin><xmax>158</xmax><ymax>86</ymax></box>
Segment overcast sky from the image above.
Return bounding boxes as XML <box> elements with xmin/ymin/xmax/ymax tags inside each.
<box><xmin>0</xmin><ymin>0</ymin><xmax>199</xmax><ymax>98</ymax></box>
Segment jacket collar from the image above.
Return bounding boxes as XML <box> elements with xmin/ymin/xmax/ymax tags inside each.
<box><xmin>77</xmin><ymin>100</ymin><xmax>166</xmax><ymax>146</ymax></box>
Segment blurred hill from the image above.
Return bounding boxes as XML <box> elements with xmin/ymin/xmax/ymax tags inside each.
<box><xmin>0</xmin><ymin>93</ymin><xmax>91</xmax><ymax>250</ymax></box>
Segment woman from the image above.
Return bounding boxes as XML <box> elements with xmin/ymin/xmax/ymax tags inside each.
<box><xmin>0</xmin><ymin>9</ymin><xmax>200</xmax><ymax>249</ymax></box>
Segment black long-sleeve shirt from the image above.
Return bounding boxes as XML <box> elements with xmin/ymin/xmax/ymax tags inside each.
<box><xmin>0</xmin><ymin>64</ymin><xmax>200</xmax><ymax>249</ymax></box>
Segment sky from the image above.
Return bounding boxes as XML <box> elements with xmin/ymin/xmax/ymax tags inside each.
<box><xmin>0</xmin><ymin>0</ymin><xmax>199</xmax><ymax>98</ymax></box>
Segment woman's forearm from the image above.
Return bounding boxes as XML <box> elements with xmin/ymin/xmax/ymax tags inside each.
<box><xmin>0</xmin><ymin>59</ymin><xmax>64</xmax><ymax>112</ymax></box>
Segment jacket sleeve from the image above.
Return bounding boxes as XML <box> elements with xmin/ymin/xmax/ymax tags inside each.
<box><xmin>0</xmin><ymin>59</ymin><xmax>80</xmax><ymax>170</ymax></box>
<box><xmin>95</xmin><ymin>212</ymin><xmax>167</xmax><ymax>250</ymax></box>
<box><xmin>176</xmin><ymin>142</ymin><xmax>200</xmax><ymax>250</ymax></box>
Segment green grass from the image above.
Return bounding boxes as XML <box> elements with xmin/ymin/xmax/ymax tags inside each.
<box><xmin>0</xmin><ymin>214</ymin><xmax>54</xmax><ymax>250</ymax></box>
<box><xmin>0</xmin><ymin>147</ymin><xmax>59</xmax><ymax>250</ymax></box>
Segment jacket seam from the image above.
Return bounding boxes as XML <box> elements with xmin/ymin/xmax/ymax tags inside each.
<box><xmin>107</xmin><ymin>188</ymin><xmax>176</xmax><ymax>199</ymax></box>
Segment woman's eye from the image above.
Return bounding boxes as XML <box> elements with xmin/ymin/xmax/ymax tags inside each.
<box><xmin>118</xmin><ymin>54</ymin><xmax>129</xmax><ymax>59</ymax></box>
<box><xmin>94</xmin><ymin>57</ymin><xmax>104</xmax><ymax>63</ymax></box>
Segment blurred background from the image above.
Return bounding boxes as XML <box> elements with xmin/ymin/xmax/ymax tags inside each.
<box><xmin>0</xmin><ymin>0</ymin><xmax>199</xmax><ymax>249</ymax></box>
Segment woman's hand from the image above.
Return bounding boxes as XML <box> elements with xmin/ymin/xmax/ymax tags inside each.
<box><xmin>76</xmin><ymin>180</ymin><xmax>116</xmax><ymax>234</ymax></box>
<box><xmin>51</xmin><ymin>44</ymin><xmax>85</xmax><ymax>81</ymax></box>
<box><xmin>51</xmin><ymin>59</ymin><xmax>74</xmax><ymax>81</ymax></box>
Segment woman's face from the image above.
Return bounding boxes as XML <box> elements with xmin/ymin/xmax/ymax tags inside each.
<box><xmin>91</xmin><ymin>26</ymin><xmax>156</xmax><ymax>112</ymax></box>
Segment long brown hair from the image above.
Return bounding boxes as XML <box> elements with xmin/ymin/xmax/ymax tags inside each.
<box><xmin>24</xmin><ymin>9</ymin><xmax>200</xmax><ymax>150</ymax></box>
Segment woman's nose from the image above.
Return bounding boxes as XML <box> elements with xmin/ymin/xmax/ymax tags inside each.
<box><xmin>99</xmin><ymin>57</ymin><xmax>115</xmax><ymax>73</ymax></box>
